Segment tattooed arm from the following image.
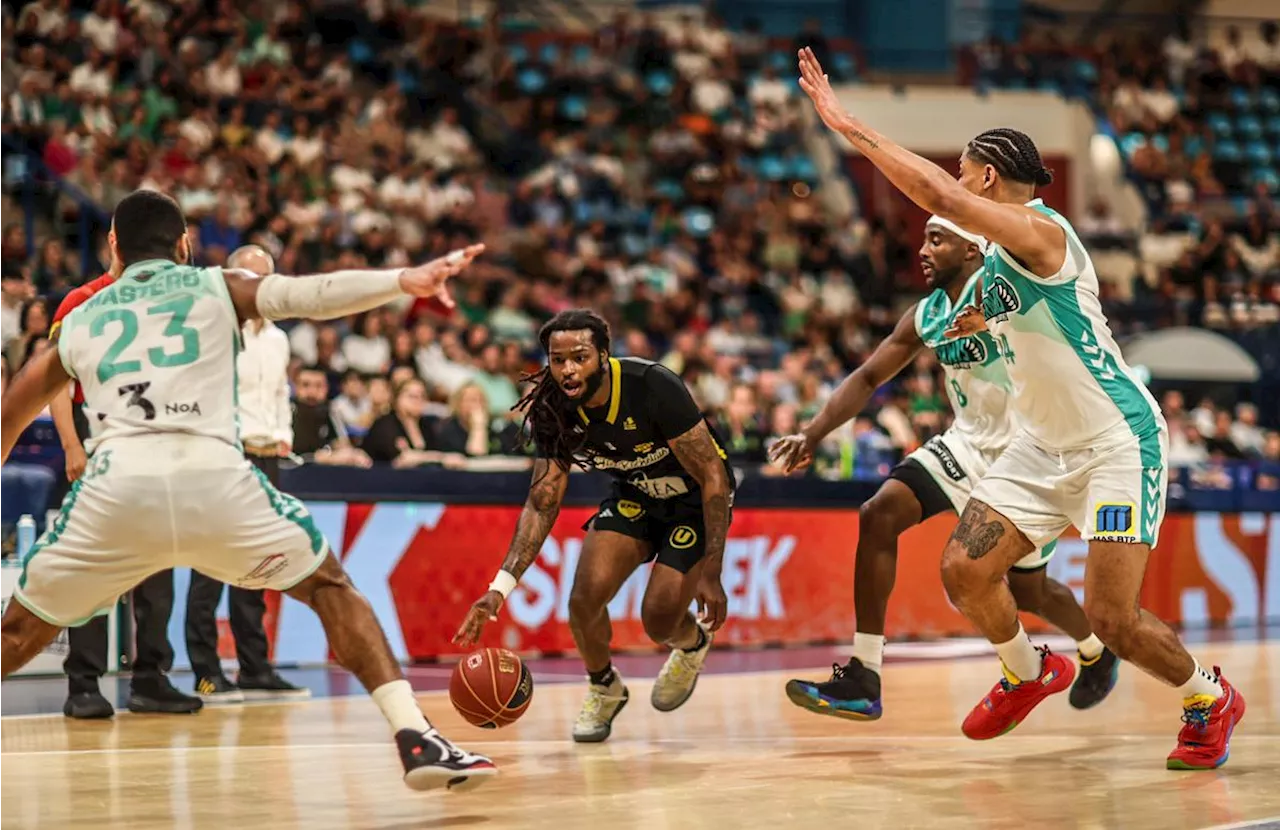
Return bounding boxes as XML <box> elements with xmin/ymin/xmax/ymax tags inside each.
<box><xmin>454</xmin><ymin>457</ymin><xmax>568</xmax><ymax>646</ymax></box>
<box><xmin>500</xmin><ymin>458</ymin><xmax>570</xmax><ymax>578</ymax></box>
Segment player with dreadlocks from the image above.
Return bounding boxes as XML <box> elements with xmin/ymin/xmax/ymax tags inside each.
<box><xmin>454</xmin><ymin>309</ymin><xmax>735</xmax><ymax>743</ymax></box>
<box><xmin>797</xmin><ymin>48</ymin><xmax>1243</xmax><ymax>769</ymax></box>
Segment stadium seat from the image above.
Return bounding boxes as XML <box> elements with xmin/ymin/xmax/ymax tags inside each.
<box><xmin>790</xmin><ymin>154</ymin><xmax>819</xmax><ymax>183</ymax></box>
<box><xmin>1037</xmin><ymin>79</ymin><xmax>1063</xmax><ymax>97</ymax></box>
<box><xmin>507</xmin><ymin>43</ymin><xmax>530</xmax><ymax>64</ymax></box>
<box><xmin>1207</xmin><ymin>112</ymin><xmax>1234</xmax><ymax>139</ymax></box>
<box><xmin>348</xmin><ymin>40</ymin><xmax>374</xmax><ymax>67</ymax></box>
<box><xmin>1230</xmin><ymin>87</ymin><xmax>1254</xmax><ymax>112</ymax></box>
<box><xmin>1184</xmin><ymin>134</ymin><xmax>1206</xmax><ymax>157</ymax></box>
<box><xmin>539</xmin><ymin>43</ymin><xmax>561</xmax><ymax>64</ymax></box>
<box><xmin>682</xmin><ymin>206</ymin><xmax>715</xmax><ymax>237</ymax></box>
<box><xmin>517</xmin><ymin>68</ymin><xmax>547</xmax><ymax>94</ymax></box>
<box><xmin>1260</xmin><ymin>87</ymin><xmax>1280</xmax><ymax>114</ymax></box>
<box><xmin>1074</xmin><ymin>59</ymin><xmax>1098</xmax><ymax>84</ymax></box>
<box><xmin>1212</xmin><ymin>140</ymin><xmax>1243</xmax><ymax>163</ymax></box>
<box><xmin>654</xmin><ymin>179</ymin><xmax>684</xmax><ymax>200</ymax></box>
<box><xmin>560</xmin><ymin>95</ymin><xmax>588</xmax><ymax>121</ymax></box>
<box><xmin>1249</xmin><ymin>167</ymin><xmax>1280</xmax><ymax>193</ymax></box>
<box><xmin>393</xmin><ymin>68</ymin><xmax>419</xmax><ymax>93</ymax></box>
<box><xmin>1119</xmin><ymin>131</ymin><xmax>1148</xmax><ymax>158</ymax></box>
<box><xmin>831</xmin><ymin>53</ymin><xmax>857</xmax><ymax>81</ymax></box>
<box><xmin>571</xmin><ymin>44</ymin><xmax>594</xmax><ymax>65</ymax></box>
<box><xmin>1237</xmin><ymin>114</ymin><xmax>1265</xmax><ymax>141</ymax></box>
<box><xmin>645</xmin><ymin>70</ymin><xmax>675</xmax><ymax>96</ymax></box>
<box><xmin>757</xmin><ymin>154</ymin><xmax>788</xmax><ymax>181</ymax></box>
<box><xmin>768</xmin><ymin>51</ymin><xmax>790</xmax><ymax>72</ymax></box>
<box><xmin>1265</xmin><ymin>114</ymin><xmax>1280</xmax><ymax>137</ymax></box>
<box><xmin>1244</xmin><ymin>140</ymin><xmax>1272</xmax><ymax>166</ymax></box>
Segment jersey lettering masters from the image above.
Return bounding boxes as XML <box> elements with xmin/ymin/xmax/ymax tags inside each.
<box><xmin>56</xmin><ymin>259</ymin><xmax>243</xmax><ymax>453</ymax></box>
<box><xmin>915</xmin><ymin>267</ymin><xmax>1017</xmax><ymax>455</ymax></box>
<box><xmin>549</xmin><ymin>357</ymin><xmax>735</xmax><ymax>505</ymax></box>
<box><xmin>978</xmin><ymin>199</ymin><xmax>1164</xmax><ymax>451</ymax></box>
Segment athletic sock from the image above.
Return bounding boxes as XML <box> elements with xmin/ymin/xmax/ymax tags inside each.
<box><xmin>993</xmin><ymin>623</ymin><xmax>1043</xmax><ymax>683</ymax></box>
<box><xmin>1176</xmin><ymin>660</ymin><xmax>1223</xmax><ymax>701</ymax></box>
<box><xmin>1076</xmin><ymin>634</ymin><xmax>1105</xmax><ymax>662</ymax></box>
<box><xmin>682</xmin><ymin>625</ymin><xmax>708</xmax><ymax>653</ymax></box>
<box><xmin>588</xmin><ymin>663</ymin><xmax>616</xmax><ymax>687</ymax></box>
<box><xmin>370</xmin><ymin>679</ymin><xmax>429</xmax><ymax>734</ymax></box>
<box><xmin>851</xmin><ymin>633</ymin><xmax>885</xmax><ymax>676</ymax></box>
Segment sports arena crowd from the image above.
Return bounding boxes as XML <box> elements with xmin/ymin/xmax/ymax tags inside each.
<box><xmin>3</xmin><ymin>0</ymin><xmax>1278</xmax><ymax>544</ymax></box>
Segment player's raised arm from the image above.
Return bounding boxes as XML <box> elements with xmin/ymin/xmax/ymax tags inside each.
<box><xmin>797</xmin><ymin>48</ymin><xmax>1066</xmax><ymax>277</ymax></box>
<box><xmin>453</xmin><ymin>458</ymin><xmax>569</xmax><ymax>647</ymax></box>
<box><xmin>221</xmin><ymin>244</ymin><xmax>486</xmax><ymax>325</ymax></box>
<box><xmin>770</xmin><ymin>305</ymin><xmax>925</xmax><ymax>473</ymax></box>
<box><xmin>2</xmin><ymin>346</ymin><xmax>72</xmax><ymax>463</ymax></box>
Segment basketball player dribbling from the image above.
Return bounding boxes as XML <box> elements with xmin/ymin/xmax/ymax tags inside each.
<box><xmin>797</xmin><ymin>47</ymin><xmax>1244</xmax><ymax>769</ymax></box>
<box><xmin>0</xmin><ymin>190</ymin><xmax>494</xmax><ymax>791</ymax></box>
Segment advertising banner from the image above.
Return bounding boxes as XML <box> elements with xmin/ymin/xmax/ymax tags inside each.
<box><xmin>170</xmin><ymin>504</ymin><xmax>1279</xmax><ymax>668</ymax></box>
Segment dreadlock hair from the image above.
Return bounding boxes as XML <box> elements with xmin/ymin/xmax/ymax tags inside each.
<box><xmin>964</xmin><ymin>128</ymin><xmax>1054</xmax><ymax>187</ymax></box>
<box><xmin>514</xmin><ymin>309</ymin><xmax>613</xmax><ymax>472</ymax></box>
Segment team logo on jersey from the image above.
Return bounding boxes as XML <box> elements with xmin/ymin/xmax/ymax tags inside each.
<box><xmin>923</xmin><ymin>436</ymin><xmax>967</xmax><ymax>482</ymax></box>
<box><xmin>981</xmin><ymin>275</ymin><xmax>1021</xmax><ymax>323</ymax></box>
<box><xmin>618</xmin><ymin>499</ymin><xmax>645</xmax><ymax>520</ymax></box>
<box><xmin>934</xmin><ymin>336</ymin><xmax>987</xmax><ymax>369</ymax></box>
<box><xmin>623</xmin><ymin>417</ymin><xmax>638</xmax><ymax>431</ymax></box>
<box><xmin>669</xmin><ymin>525</ymin><xmax>698</xmax><ymax>550</ymax></box>
<box><xmin>1093</xmin><ymin>502</ymin><xmax>1137</xmax><ymax>542</ymax></box>
<box><xmin>633</xmin><ymin>442</ymin><xmax>654</xmax><ymax>454</ymax></box>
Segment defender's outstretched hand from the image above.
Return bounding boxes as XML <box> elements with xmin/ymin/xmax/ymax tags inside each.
<box><xmin>768</xmin><ymin>433</ymin><xmax>816</xmax><ymax>475</ymax></box>
<box><xmin>399</xmin><ymin>244</ymin><xmax>485</xmax><ymax>309</ymax></box>
<box><xmin>453</xmin><ymin>590</ymin><xmax>503</xmax><ymax>649</ymax></box>
<box><xmin>797</xmin><ymin>47</ymin><xmax>849</xmax><ymax>133</ymax></box>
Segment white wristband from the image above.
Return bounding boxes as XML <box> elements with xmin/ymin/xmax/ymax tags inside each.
<box><xmin>488</xmin><ymin>570</ymin><xmax>518</xmax><ymax>599</ymax></box>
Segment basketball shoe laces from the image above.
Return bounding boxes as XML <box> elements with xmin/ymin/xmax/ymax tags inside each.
<box><xmin>576</xmin><ymin>683</ymin><xmax>622</xmax><ymax>728</ymax></box>
<box><xmin>1177</xmin><ymin>694</ymin><xmax>1217</xmax><ymax>745</ymax></box>
<box><xmin>659</xmin><ymin>648</ymin><xmax>700</xmax><ymax>686</ymax></box>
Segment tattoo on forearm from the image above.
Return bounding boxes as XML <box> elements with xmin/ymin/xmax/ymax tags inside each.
<box><xmin>670</xmin><ymin>425</ymin><xmax>731</xmax><ymax>563</ymax></box>
<box><xmin>501</xmin><ymin>461</ymin><xmax>563</xmax><ymax>577</ymax></box>
<box><xmin>953</xmin><ymin>501</ymin><xmax>1005</xmax><ymax>560</ymax></box>
<box><xmin>844</xmin><ymin>128</ymin><xmax>880</xmax><ymax>150</ymax></box>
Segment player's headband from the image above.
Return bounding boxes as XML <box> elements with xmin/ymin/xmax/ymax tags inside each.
<box><xmin>926</xmin><ymin>216</ymin><xmax>988</xmax><ymax>254</ymax></box>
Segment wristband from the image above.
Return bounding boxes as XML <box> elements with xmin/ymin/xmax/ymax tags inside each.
<box><xmin>488</xmin><ymin>570</ymin><xmax>518</xmax><ymax>599</ymax></box>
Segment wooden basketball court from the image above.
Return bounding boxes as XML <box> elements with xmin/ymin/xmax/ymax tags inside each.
<box><xmin>3</xmin><ymin>639</ymin><xmax>1278</xmax><ymax>830</ymax></box>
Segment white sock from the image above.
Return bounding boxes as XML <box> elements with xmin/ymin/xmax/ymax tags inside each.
<box><xmin>852</xmin><ymin>633</ymin><xmax>885</xmax><ymax>675</ymax></box>
<box><xmin>1176</xmin><ymin>660</ymin><xmax>1223</xmax><ymax>701</ymax></box>
<box><xmin>993</xmin><ymin>623</ymin><xmax>1043</xmax><ymax>683</ymax></box>
<box><xmin>1076</xmin><ymin>634</ymin><xmax>1105</xmax><ymax>661</ymax></box>
<box><xmin>371</xmin><ymin>679</ymin><xmax>430</xmax><ymax>734</ymax></box>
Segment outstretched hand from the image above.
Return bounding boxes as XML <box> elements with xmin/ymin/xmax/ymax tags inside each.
<box><xmin>452</xmin><ymin>590</ymin><xmax>504</xmax><ymax>649</ymax></box>
<box><xmin>768</xmin><ymin>433</ymin><xmax>816</xmax><ymax>475</ymax></box>
<box><xmin>797</xmin><ymin>47</ymin><xmax>849</xmax><ymax>133</ymax></box>
<box><xmin>399</xmin><ymin>243</ymin><xmax>485</xmax><ymax>309</ymax></box>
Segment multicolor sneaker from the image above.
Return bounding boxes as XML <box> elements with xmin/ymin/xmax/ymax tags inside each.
<box><xmin>961</xmin><ymin>646</ymin><xmax>1074</xmax><ymax>740</ymax></box>
<box><xmin>1167</xmin><ymin>670</ymin><xmax>1246</xmax><ymax>771</ymax></box>
<box><xmin>397</xmin><ymin>728</ymin><xmax>496</xmax><ymax>792</ymax></box>
<box><xmin>1068</xmin><ymin>647</ymin><xmax>1120</xmax><ymax>710</ymax></box>
<box><xmin>784</xmin><ymin>658</ymin><xmax>883</xmax><ymax>721</ymax></box>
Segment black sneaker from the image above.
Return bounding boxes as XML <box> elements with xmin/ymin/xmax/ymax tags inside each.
<box><xmin>236</xmin><ymin>670</ymin><xmax>311</xmax><ymax>700</ymax></box>
<box><xmin>63</xmin><ymin>691</ymin><xmax>115</xmax><ymax>720</ymax></box>
<box><xmin>396</xmin><ymin>728</ymin><xmax>497</xmax><ymax>792</ymax></box>
<box><xmin>128</xmin><ymin>674</ymin><xmax>203</xmax><ymax>714</ymax></box>
<box><xmin>784</xmin><ymin>657</ymin><xmax>884</xmax><ymax>721</ymax></box>
<box><xmin>1069</xmin><ymin>647</ymin><xmax>1120</xmax><ymax>710</ymax></box>
<box><xmin>195</xmin><ymin>674</ymin><xmax>245</xmax><ymax>704</ymax></box>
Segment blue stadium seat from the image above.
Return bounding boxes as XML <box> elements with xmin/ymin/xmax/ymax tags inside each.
<box><xmin>560</xmin><ymin>94</ymin><xmax>588</xmax><ymax>121</ymax></box>
<box><xmin>571</xmin><ymin>44</ymin><xmax>594</xmax><ymax>65</ymax></box>
<box><xmin>621</xmin><ymin>233</ymin><xmax>648</xmax><ymax>257</ymax></box>
<box><xmin>1230</xmin><ymin>87</ymin><xmax>1254</xmax><ymax>111</ymax></box>
<box><xmin>757</xmin><ymin>154</ymin><xmax>787</xmax><ymax>181</ymax></box>
<box><xmin>517</xmin><ymin>68</ymin><xmax>547</xmax><ymax>95</ymax></box>
<box><xmin>1265</xmin><ymin>114</ymin><xmax>1280</xmax><ymax>137</ymax></box>
<box><xmin>1118</xmin><ymin>131</ymin><xmax>1147</xmax><ymax>158</ymax></box>
<box><xmin>348</xmin><ymin>40</ymin><xmax>374</xmax><ymax>66</ymax></box>
<box><xmin>393</xmin><ymin>68</ymin><xmax>419</xmax><ymax>93</ymax></box>
<box><xmin>831</xmin><ymin>52</ymin><xmax>856</xmax><ymax>81</ymax></box>
<box><xmin>506</xmin><ymin>43</ymin><xmax>529</xmax><ymax>64</ymax></box>
<box><xmin>682</xmin><ymin>206</ymin><xmax>715</xmax><ymax>237</ymax></box>
<box><xmin>539</xmin><ymin>43</ymin><xmax>561</xmax><ymax>64</ymax></box>
<box><xmin>1207</xmin><ymin>112</ymin><xmax>1234</xmax><ymax>138</ymax></box>
<box><xmin>645</xmin><ymin>70</ymin><xmax>674</xmax><ymax>96</ymax></box>
<box><xmin>768</xmin><ymin>51</ymin><xmax>790</xmax><ymax>72</ymax></box>
<box><xmin>1184</xmin><ymin>134</ymin><xmax>1206</xmax><ymax>157</ymax></box>
<box><xmin>1260</xmin><ymin>87</ymin><xmax>1280</xmax><ymax>114</ymax></box>
<box><xmin>1213</xmin><ymin>140</ymin><xmax>1243</xmax><ymax>163</ymax></box>
<box><xmin>654</xmin><ymin>179</ymin><xmax>684</xmax><ymax>200</ymax></box>
<box><xmin>1236</xmin><ymin>114</ymin><xmax>1265</xmax><ymax>141</ymax></box>
<box><xmin>1249</xmin><ymin>167</ymin><xmax>1280</xmax><ymax>193</ymax></box>
<box><xmin>1037</xmin><ymin>78</ymin><xmax>1063</xmax><ymax>97</ymax></box>
<box><xmin>1074</xmin><ymin>59</ymin><xmax>1098</xmax><ymax>84</ymax></box>
<box><xmin>790</xmin><ymin>154</ymin><xmax>818</xmax><ymax>182</ymax></box>
<box><xmin>1244</xmin><ymin>140</ymin><xmax>1273</xmax><ymax>166</ymax></box>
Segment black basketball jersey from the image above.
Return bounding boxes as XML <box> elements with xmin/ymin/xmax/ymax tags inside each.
<box><xmin>550</xmin><ymin>357</ymin><xmax>736</xmax><ymax>504</ymax></box>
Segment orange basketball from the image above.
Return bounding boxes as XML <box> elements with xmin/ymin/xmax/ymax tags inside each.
<box><xmin>449</xmin><ymin>647</ymin><xmax>534</xmax><ymax>728</ymax></box>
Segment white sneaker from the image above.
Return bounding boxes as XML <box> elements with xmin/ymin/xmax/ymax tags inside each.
<box><xmin>572</xmin><ymin>672</ymin><xmax>629</xmax><ymax>743</ymax></box>
<box><xmin>651</xmin><ymin>621</ymin><xmax>712</xmax><ymax>712</ymax></box>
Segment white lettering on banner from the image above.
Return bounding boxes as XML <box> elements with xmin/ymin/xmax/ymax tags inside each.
<box><xmin>1190</xmin><ymin>513</ymin><xmax>1258</xmax><ymax>625</ymax></box>
<box><xmin>505</xmin><ymin>534</ymin><xmax>795</xmax><ymax>628</ymax></box>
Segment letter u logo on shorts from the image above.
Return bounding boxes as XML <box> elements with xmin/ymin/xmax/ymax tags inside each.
<box><xmin>669</xmin><ymin>526</ymin><xmax>698</xmax><ymax>549</ymax></box>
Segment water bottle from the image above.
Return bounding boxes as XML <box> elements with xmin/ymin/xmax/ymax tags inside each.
<box><xmin>16</xmin><ymin>515</ymin><xmax>37</xmax><ymax>559</ymax></box>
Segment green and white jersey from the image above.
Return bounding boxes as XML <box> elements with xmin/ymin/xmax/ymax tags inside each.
<box><xmin>915</xmin><ymin>267</ymin><xmax>1018</xmax><ymax>455</ymax></box>
<box><xmin>57</xmin><ymin>259</ymin><xmax>243</xmax><ymax>453</ymax></box>
<box><xmin>978</xmin><ymin>199</ymin><xmax>1165</xmax><ymax>452</ymax></box>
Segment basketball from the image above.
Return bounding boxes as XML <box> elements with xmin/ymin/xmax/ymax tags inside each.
<box><xmin>449</xmin><ymin>648</ymin><xmax>534</xmax><ymax>728</ymax></box>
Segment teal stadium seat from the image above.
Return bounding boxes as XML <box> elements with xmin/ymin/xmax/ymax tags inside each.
<box><xmin>1213</xmin><ymin>140</ymin><xmax>1243</xmax><ymax>163</ymax></box>
<box><xmin>1244</xmin><ymin>140</ymin><xmax>1272</xmax><ymax>167</ymax></box>
<box><xmin>1207</xmin><ymin>112</ymin><xmax>1234</xmax><ymax>139</ymax></box>
<box><xmin>1237</xmin><ymin>114</ymin><xmax>1265</xmax><ymax>141</ymax></box>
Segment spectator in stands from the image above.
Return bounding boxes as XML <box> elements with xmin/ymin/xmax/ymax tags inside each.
<box><xmin>1</xmin><ymin>271</ymin><xmax>35</xmax><ymax>354</ymax></box>
<box><xmin>332</xmin><ymin>370</ymin><xmax>374</xmax><ymax>433</ymax></box>
<box><xmin>290</xmin><ymin>365</ymin><xmax>371</xmax><ymax>468</ymax></box>
<box><xmin>363</xmin><ymin>376</ymin><xmax>451</xmax><ymax>467</ymax></box>
<box><xmin>343</xmin><ymin>312</ymin><xmax>392</xmax><ymax>376</ymax></box>
<box><xmin>433</xmin><ymin>382</ymin><xmax>522</xmax><ymax>458</ymax></box>
<box><xmin>5</xmin><ymin>296</ymin><xmax>48</xmax><ymax>371</ymax></box>
<box><xmin>716</xmin><ymin>383</ymin><xmax>768</xmax><ymax>465</ymax></box>
<box><xmin>472</xmin><ymin>341</ymin><xmax>519</xmax><ymax>415</ymax></box>
<box><xmin>1231</xmin><ymin>403</ymin><xmax>1266</xmax><ymax>457</ymax></box>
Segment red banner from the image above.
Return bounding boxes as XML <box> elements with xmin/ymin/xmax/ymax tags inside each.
<box><xmin>220</xmin><ymin>505</ymin><xmax>1279</xmax><ymax>665</ymax></box>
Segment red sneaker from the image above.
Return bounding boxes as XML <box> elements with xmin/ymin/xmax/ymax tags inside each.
<box><xmin>961</xmin><ymin>646</ymin><xmax>1075</xmax><ymax>740</ymax></box>
<box><xmin>1166</xmin><ymin>669</ymin><xmax>1246</xmax><ymax>771</ymax></box>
